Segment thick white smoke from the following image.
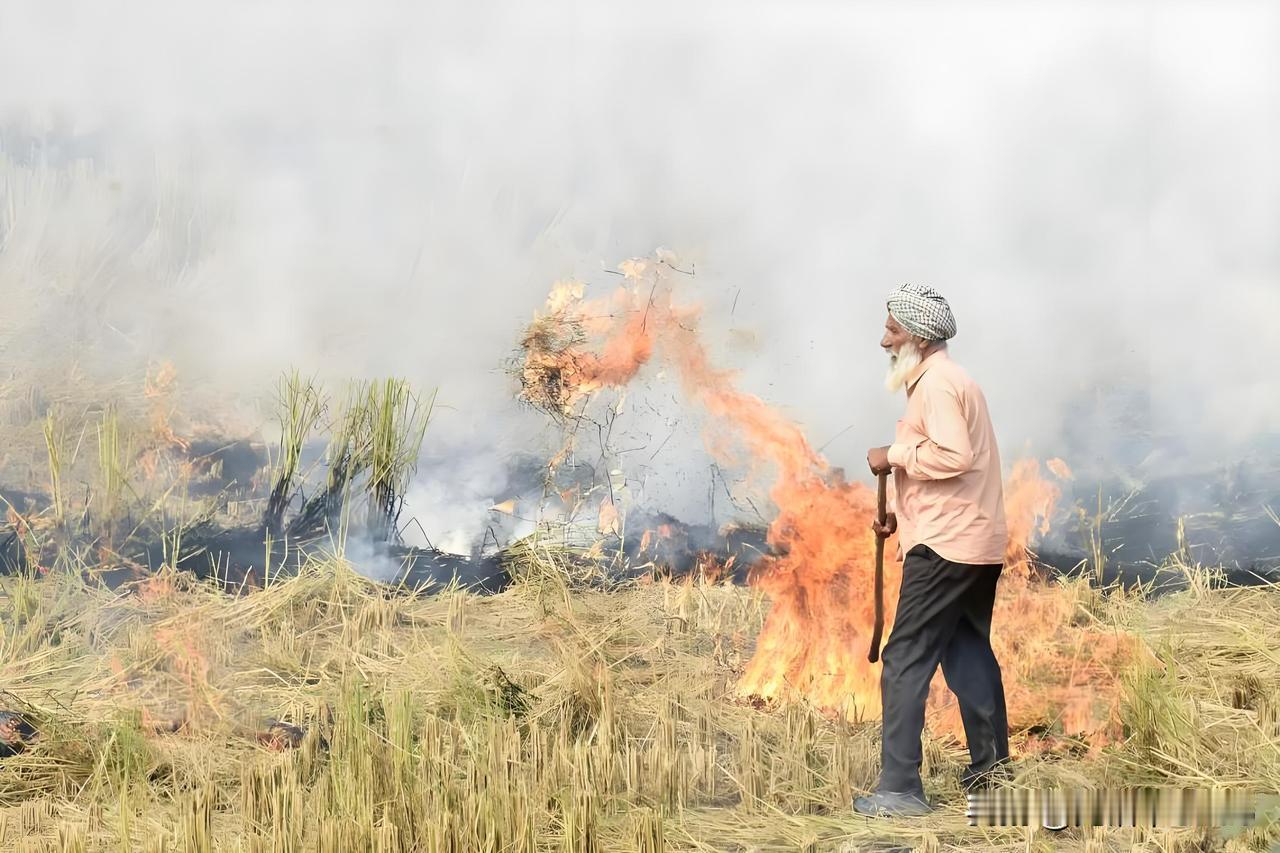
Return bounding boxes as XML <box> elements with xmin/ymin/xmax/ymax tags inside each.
<box><xmin>1</xmin><ymin>1</ymin><xmax>1277</xmax><ymax>547</ymax></box>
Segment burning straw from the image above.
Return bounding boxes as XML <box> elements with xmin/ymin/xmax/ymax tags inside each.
<box><xmin>518</xmin><ymin>255</ymin><xmax>1145</xmax><ymax>748</ymax></box>
<box><xmin>2</xmin><ymin>534</ymin><xmax>1275</xmax><ymax>850</ymax></box>
<box><xmin>0</xmin><ymin>257</ymin><xmax>1274</xmax><ymax>849</ymax></box>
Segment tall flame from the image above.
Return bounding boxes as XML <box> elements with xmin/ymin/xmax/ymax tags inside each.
<box><xmin>522</xmin><ymin>258</ymin><xmax>1139</xmax><ymax>745</ymax></box>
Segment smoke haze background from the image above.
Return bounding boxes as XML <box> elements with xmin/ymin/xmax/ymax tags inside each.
<box><xmin>1</xmin><ymin>1</ymin><xmax>1277</xmax><ymax>546</ymax></box>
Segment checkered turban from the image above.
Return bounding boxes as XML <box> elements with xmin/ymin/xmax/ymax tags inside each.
<box><xmin>886</xmin><ymin>283</ymin><xmax>957</xmax><ymax>342</ymax></box>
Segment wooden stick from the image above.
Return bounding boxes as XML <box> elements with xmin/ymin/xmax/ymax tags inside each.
<box><xmin>868</xmin><ymin>471</ymin><xmax>888</xmax><ymax>663</ymax></box>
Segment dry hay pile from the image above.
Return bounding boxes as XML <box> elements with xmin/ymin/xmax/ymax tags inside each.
<box><xmin>517</xmin><ymin>282</ymin><xmax>595</xmax><ymax>419</ymax></box>
<box><xmin>0</xmin><ymin>549</ymin><xmax>1277</xmax><ymax>852</ymax></box>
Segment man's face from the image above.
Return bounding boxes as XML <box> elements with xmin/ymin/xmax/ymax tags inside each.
<box><xmin>882</xmin><ymin>313</ymin><xmax>928</xmax><ymax>393</ymax></box>
<box><xmin>881</xmin><ymin>313</ymin><xmax>915</xmax><ymax>357</ymax></box>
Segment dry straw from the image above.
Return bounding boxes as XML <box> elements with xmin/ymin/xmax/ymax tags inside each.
<box><xmin>0</xmin><ymin>558</ymin><xmax>1277</xmax><ymax>851</ymax></box>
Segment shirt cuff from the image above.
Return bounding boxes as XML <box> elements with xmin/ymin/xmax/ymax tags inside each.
<box><xmin>887</xmin><ymin>443</ymin><xmax>910</xmax><ymax>468</ymax></box>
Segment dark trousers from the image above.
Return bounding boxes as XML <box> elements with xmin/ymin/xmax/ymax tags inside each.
<box><xmin>877</xmin><ymin>544</ymin><xmax>1009</xmax><ymax>796</ymax></box>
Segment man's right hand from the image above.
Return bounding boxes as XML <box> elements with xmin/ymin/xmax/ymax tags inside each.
<box><xmin>871</xmin><ymin>512</ymin><xmax>897</xmax><ymax>539</ymax></box>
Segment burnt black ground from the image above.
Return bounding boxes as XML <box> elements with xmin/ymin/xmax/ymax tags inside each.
<box><xmin>3</xmin><ymin>452</ymin><xmax>1277</xmax><ymax>599</ymax></box>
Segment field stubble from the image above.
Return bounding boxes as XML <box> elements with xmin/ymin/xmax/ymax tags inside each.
<box><xmin>0</xmin><ymin>549</ymin><xmax>1278</xmax><ymax>852</ymax></box>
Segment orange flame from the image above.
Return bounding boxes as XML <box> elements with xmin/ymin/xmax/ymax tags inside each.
<box><xmin>521</xmin><ymin>260</ymin><xmax>892</xmax><ymax>716</ymax></box>
<box><xmin>524</xmin><ymin>259</ymin><xmax>1140</xmax><ymax>744</ymax></box>
<box><xmin>1003</xmin><ymin>457</ymin><xmax>1063</xmax><ymax>582</ymax></box>
<box><xmin>928</xmin><ymin>458</ymin><xmax>1137</xmax><ymax>748</ymax></box>
<box><xmin>138</xmin><ymin>361</ymin><xmax>194</xmax><ymax>482</ymax></box>
<box><xmin>144</xmin><ymin>361</ymin><xmax>190</xmax><ymax>452</ymax></box>
<box><xmin>153</xmin><ymin>624</ymin><xmax>217</xmax><ymax>724</ymax></box>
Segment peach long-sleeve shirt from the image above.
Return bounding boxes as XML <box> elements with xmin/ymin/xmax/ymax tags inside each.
<box><xmin>886</xmin><ymin>348</ymin><xmax>1008</xmax><ymax>565</ymax></box>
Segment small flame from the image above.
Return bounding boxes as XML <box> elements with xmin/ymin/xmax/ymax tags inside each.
<box><xmin>153</xmin><ymin>624</ymin><xmax>217</xmax><ymax>725</ymax></box>
<box><xmin>597</xmin><ymin>499</ymin><xmax>622</xmax><ymax>537</ymax></box>
<box><xmin>1047</xmin><ymin>457</ymin><xmax>1074</xmax><ymax>481</ymax></box>
<box><xmin>138</xmin><ymin>361</ymin><xmax>193</xmax><ymax>482</ymax></box>
<box><xmin>1003</xmin><ymin>457</ymin><xmax>1061</xmax><ymax>581</ymax></box>
<box><xmin>144</xmin><ymin>361</ymin><xmax>190</xmax><ymax>452</ymax></box>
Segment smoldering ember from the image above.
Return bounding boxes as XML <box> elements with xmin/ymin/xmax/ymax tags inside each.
<box><xmin>3</xmin><ymin>4</ymin><xmax>1280</xmax><ymax>851</ymax></box>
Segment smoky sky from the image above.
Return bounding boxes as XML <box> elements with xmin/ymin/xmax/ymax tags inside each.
<box><xmin>2</xmin><ymin>1</ymin><xmax>1278</xmax><ymax>539</ymax></box>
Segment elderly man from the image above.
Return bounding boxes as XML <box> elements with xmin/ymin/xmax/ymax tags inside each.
<box><xmin>855</xmin><ymin>283</ymin><xmax>1011</xmax><ymax>818</ymax></box>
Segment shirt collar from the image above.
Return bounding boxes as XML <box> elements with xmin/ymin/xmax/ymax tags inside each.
<box><xmin>905</xmin><ymin>346</ymin><xmax>948</xmax><ymax>392</ymax></box>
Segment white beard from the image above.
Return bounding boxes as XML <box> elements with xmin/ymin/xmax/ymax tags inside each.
<box><xmin>884</xmin><ymin>342</ymin><xmax>923</xmax><ymax>393</ymax></box>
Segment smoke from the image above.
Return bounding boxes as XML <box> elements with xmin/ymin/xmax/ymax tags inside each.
<box><xmin>400</xmin><ymin>447</ymin><xmax>545</xmax><ymax>555</ymax></box>
<box><xmin>1</xmin><ymin>1</ymin><xmax>1277</xmax><ymax>540</ymax></box>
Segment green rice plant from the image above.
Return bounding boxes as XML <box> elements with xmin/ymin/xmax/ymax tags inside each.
<box><xmin>288</xmin><ymin>381</ymin><xmax>373</xmax><ymax>540</ymax></box>
<box><xmin>95</xmin><ymin>404</ymin><xmax>135</xmax><ymax>536</ymax></box>
<box><xmin>42</xmin><ymin>411</ymin><xmax>67</xmax><ymax>528</ymax></box>
<box><xmin>278</xmin><ymin>377</ymin><xmax>434</xmax><ymax>544</ymax></box>
<box><xmin>263</xmin><ymin>371</ymin><xmax>325</xmax><ymax>536</ymax></box>
<box><xmin>89</xmin><ymin>711</ymin><xmax>155</xmax><ymax>795</ymax></box>
<box><xmin>328</xmin><ymin>382</ymin><xmax>374</xmax><ymax>495</ymax></box>
<box><xmin>364</xmin><ymin>379</ymin><xmax>434</xmax><ymax>543</ymax></box>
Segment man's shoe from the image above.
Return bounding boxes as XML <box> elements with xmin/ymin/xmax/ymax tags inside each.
<box><xmin>960</xmin><ymin>759</ymin><xmax>1012</xmax><ymax>793</ymax></box>
<box><xmin>853</xmin><ymin>790</ymin><xmax>934</xmax><ymax>817</ymax></box>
